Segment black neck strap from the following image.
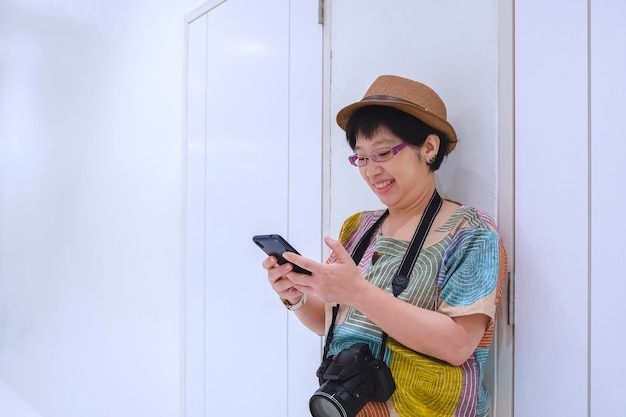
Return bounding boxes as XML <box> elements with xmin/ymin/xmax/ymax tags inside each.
<box><xmin>322</xmin><ymin>190</ymin><xmax>442</xmax><ymax>361</ymax></box>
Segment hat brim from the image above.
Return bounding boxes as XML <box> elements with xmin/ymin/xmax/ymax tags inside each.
<box><xmin>336</xmin><ymin>99</ymin><xmax>458</xmax><ymax>154</ymax></box>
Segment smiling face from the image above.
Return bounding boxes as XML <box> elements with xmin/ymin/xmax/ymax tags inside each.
<box><xmin>354</xmin><ymin>126</ymin><xmax>438</xmax><ymax>210</ymax></box>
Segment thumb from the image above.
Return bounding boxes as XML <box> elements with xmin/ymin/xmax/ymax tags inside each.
<box><xmin>324</xmin><ymin>236</ymin><xmax>353</xmax><ymax>264</ymax></box>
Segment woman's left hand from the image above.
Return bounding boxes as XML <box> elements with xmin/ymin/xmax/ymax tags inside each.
<box><xmin>282</xmin><ymin>236</ymin><xmax>370</xmax><ymax>305</ymax></box>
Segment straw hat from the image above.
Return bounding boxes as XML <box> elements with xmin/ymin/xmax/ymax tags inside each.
<box><xmin>336</xmin><ymin>75</ymin><xmax>458</xmax><ymax>154</ymax></box>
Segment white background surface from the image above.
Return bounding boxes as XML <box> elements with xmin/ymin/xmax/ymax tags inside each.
<box><xmin>0</xmin><ymin>1</ymin><xmax>204</xmax><ymax>416</ymax></box>
<box><xmin>0</xmin><ymin>0</ymin><xmax>624</xmax><ymax>416</ymax></box>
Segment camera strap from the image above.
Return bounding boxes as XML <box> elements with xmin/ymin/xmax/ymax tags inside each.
<box><xmin>322</xmin><ymin>189</ymin><xmax>442</xmax><ymax>361</ymax></box>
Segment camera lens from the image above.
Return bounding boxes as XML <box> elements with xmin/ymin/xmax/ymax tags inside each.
<box><xmin>309</xmin><ymin>393</ymin><xmax>346</xmax><ymax>417</ymax></box>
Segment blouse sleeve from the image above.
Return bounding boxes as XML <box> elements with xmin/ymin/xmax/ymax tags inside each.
<box><xmin>437</xmin><ymin>226</ymin><xmax>504</xmax><ymax>324</ymax></box>
<box><xmin>325</xmin><ymin>212</ymin><xmax>364</xmax><ymax>264</ymax></box>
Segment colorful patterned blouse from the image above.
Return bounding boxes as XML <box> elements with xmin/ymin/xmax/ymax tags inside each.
<box><xmin>325</xmin><ymin>204</ymin><xmax>508</xmax><ymax>417</ymax></box>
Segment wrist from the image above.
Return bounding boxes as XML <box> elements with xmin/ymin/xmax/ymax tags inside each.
<box><xmin>281</xmin><ymin>293</ymin><xmax>307</xmax><ymax>311</ymax></box>
<box><xmin>349</xmin><ymin>279</ymin><xmax>376</xmax><ymax>312</ymax></box>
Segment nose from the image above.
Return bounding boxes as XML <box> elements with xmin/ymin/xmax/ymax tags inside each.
<box><xmin>363</xmin><ymin>159</ymin><xmax>383</xmax><ymax>177</ymax></box>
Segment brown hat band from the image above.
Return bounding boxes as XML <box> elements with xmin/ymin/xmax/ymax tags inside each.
<box><xmin>361</xmin><ymin>95</ymin><xmax>428</xmax><ymax>112</ymax></box>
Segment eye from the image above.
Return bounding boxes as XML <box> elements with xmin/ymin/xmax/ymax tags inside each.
<box><xmin>373</xmin><ymin>149</ymin><xmax>391</xmax><ymax>158</ymax></box>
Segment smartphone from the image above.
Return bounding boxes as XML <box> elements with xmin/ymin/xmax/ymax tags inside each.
<box><xmin>252</xmin><ymin>234</ymin><xmax>312</xmax><ymax>275</ymax></box>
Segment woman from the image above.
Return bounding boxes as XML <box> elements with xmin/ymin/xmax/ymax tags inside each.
<box><xmin>263</xmin><ymin>75</ymin><xmax>508</xmax><ymax>417</ymax></box>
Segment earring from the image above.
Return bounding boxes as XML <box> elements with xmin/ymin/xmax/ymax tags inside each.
<box><xmin>427</xmin><ymin>156</ymin><xmax>436</xmax><ymax>166</ymax></box>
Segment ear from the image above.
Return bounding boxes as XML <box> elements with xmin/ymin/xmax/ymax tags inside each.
<box><xmin>421</xmin><ymin>134</ymin><xmax>440</xmax><ymax>161</ymax></box>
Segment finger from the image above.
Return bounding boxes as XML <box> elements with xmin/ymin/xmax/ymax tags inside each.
<box><xmin>323</xmin><ymin>236</ymin><xmax>353</xmax><ymax>264</ymax></box>
<box><xmin>262</xmin><ymin>256</ymin><xmax>278</xmax><ymax>270</ymax></box>
<box><xmin>267</xmin><ymin>263</ymin><xmax>294</xmax><ymax>285</ymax></box>
<box><xmin>282</xmin><ymin>252</ymin><xmax>315</xmax><ymax>274</ymax></box>
<box><xmin>273</xmin><ymin>278</ymin><xmax>303</xmax><ymax>300</ymax></box>
<box><xmin>273</xmin><ymin>277</ymin><xmax>296</xmax><ymax>292</ymax></box>
<box><xmin>286</xmin><ymin>270</ymin><xmax>312</xmax><ymax>287</ymax></box>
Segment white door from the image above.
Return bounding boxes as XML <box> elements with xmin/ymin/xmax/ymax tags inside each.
<box><xmin>324</xmin><ymin>1</ymin><xmax>514</xmax><ymax>416</ymax></box>
<box><xmin>184</xmin><ymin>1</ymin><xmax>322</xmax><ymax>416</ymax></box>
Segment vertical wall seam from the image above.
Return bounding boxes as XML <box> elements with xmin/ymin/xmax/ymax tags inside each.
<box><xmin>510</xmin><ymin>2</ymin><xmax>516</xmax><ymax>414</ymax></box>
<box><xmin>286</xmin><ymin>1</ymin><xmax>292</xmax><ymax>416</ymax></box>
<box><xmin>587</xmin><ymin>0</ymin><xmax>592</xmax><ymax>416</ymax></box>
<box><xmin>182</xmin><ymin>21</ymin><xmax>188</xmax><ymax>417</ymax></box>
<box><xmin>202</xmin><ymin>15</ymin><xmax>210</xmax><ymax>417</ymax></box>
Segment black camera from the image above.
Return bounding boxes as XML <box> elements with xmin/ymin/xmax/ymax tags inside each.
<box><xmin>309</xmin><ymin>342</ymin><xmax>396</xmax><ymax>417</ymax></box>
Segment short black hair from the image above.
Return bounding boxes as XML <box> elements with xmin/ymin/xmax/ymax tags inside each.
<box><xmin>344</xmin><ymin>105</ymin><xmax>450</xmax><ymax>171</ymax></box>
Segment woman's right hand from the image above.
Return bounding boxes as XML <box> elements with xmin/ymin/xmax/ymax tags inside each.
<box><xmin>263</xmin><ymin>256</ymin><xmax>303</xmax><ymax>304</ymax></box>
<box><xmin>263</xmin><ymin>255</ymin><xmax>327</xmax><ymax>336</ymax></box>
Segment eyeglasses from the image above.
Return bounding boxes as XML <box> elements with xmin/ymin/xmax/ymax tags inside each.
<box><xmin>348</xmin><ymin>142</ymin><xmax>408</xmax><ymax>167</ymax></box>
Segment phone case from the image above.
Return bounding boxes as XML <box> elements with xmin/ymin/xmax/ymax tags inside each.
<box><xmin>252</xmin><ymin>234</ymin><xmax>312</xmax><ymax>275</ymax></box>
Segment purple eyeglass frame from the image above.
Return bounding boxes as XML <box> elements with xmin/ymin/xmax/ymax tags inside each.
<box><xmin>348</xmin><ymin>142</ymin><xmax>408</xmax><ymax>167</ymax></box>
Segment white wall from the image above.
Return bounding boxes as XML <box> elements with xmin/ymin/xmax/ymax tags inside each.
<box><xmin>515</xmin><ymin>0</ymin><xmax>626</xmax><ymax>415</ymax></box>
<box><xmin>515</xmin><ymin>2</ymin><xmax>589</xmax><ymax>413</ymax></box>
<box><xmin>327</xmin><ymin>1</ymin><xmax>501</xmax><ymax>232</ymax></box>
<box><xmin>590</xmin><ymin>2</ymin><xmax>626</xmax><ymax>415</ymax></box>
<box><xmin>0</xmin><ymin>1</ymin><xmax>204</xmax><ymax>416</ymax></box>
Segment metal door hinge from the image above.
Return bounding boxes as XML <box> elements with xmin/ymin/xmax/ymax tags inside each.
<box><xmin>507</xmin><ymin>272</ymin><xmax>515</xmax><ymax>326</ymax></box>
<box><xmin>318</xmin><ymin>0</ymin><xmax>324</xmax><ymax>24</ymax></box>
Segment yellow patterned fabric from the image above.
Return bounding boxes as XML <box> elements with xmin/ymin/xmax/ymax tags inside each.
<box><xmin>388</xmin><ymin>340</ymin><xmax>464</xmax><ymax>417</ymax></box>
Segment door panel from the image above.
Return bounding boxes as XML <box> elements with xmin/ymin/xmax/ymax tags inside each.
<box><xmin>325</xmin><ymin>1</ymin><xmax>512</xmax><ymax>415</ymax></box>
<box><xmin>185</xmin><ymin>1</ymin><xmax>322</xmax><ymax>416</ymax></box>
<box><xmin>590</xmin><ymin>1</ymin><xmax>626</xmax><ymax>415</ymax></box>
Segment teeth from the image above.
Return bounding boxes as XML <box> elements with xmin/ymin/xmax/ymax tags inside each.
<box><xmin>374</xmin><ymin>180</ymin><xmax>393</xmax><ymax>189</ymax></box>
